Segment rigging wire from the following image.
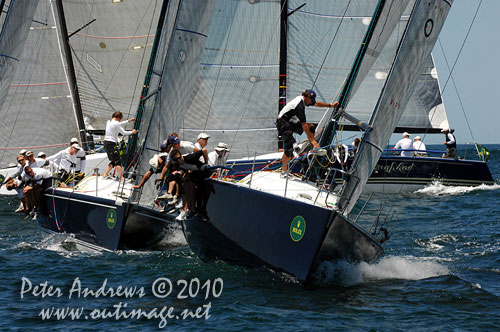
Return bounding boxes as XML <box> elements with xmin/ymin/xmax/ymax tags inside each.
<box><xmin>311</xmin><ymin>0</ymin><xmax>352</xmax><ymax>89</ymax></box>
<box><xmin>437</xmin><ymin>39</ymin><xmax>475</xmax><ymax>142</ymax></box>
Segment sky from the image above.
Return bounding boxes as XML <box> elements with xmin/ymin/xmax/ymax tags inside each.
<box><xmin>390</xmin><ymin>0</ymin><xmax>500</xmax><ymax>145</ymax></box>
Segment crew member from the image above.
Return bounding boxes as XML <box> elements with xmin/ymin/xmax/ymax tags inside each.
<box><xmin>393</xmin><ymin>132</ymin><xmax>412</xmax><ymax>157</ymax></box>
<box><xmin>412</xmin><ymin>136</ymin><xmax>427</xmax><ymax>156</ymax></box>
<box><xmin>442</xmin><ymin>128</ymin><xmax>457</xmax><ymax>159</ymax></box>
<box><xmin>276</xmin><ymin>89</ymin><xmax>339</xmax><ymax>174</ymax></box>
<box><xmin>103</xmin><ymin>111</ymin><xmax>137</xmax><ymax>178</ymax></box>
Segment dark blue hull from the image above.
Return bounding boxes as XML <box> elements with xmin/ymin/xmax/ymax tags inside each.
<box><xmin>183</xmin><ymin>179</ymin><xmax>383</xmax><ymax>283</ymax></box>
<box><xmin>39</xmin><ymin>189</ymin><xmax>177</xmax><ymax>251</ymax></box>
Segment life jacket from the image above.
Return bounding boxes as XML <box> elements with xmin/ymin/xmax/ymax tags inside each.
<box><xmin>445</xmin><ymin>133</ymin><xmax>456</xmax><ymax>149</ymax></box>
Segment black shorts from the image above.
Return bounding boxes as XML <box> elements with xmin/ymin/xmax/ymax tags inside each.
<box><xmin>276</xmin><ymin>119</ymin><xmax>296</xmax><ymax>158</ymax></box>
<box><xmin>104</xmin><ymin>141</ymin><xmax>121</xmax><ymax>166</ymax></box>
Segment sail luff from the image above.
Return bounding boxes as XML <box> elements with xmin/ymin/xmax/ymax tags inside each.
<box><xmin>338</xmin><ymin>0</ymin><xmax>454</xmax><ymax>214</ymax></box>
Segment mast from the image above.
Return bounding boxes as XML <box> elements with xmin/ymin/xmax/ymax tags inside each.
<box><xmin>123</xmin><ymin>0</ymin><xmax>170</xmax><ymax>167</ymax></box>
<box><xmin>277</xmin><ymin>0</ymin><xmax>287</xmax><ymax>148</ymax></box>
<box><xmin>54</xmin><ymin>0</ymin><xmax>87</xmax><ymax>148</ymax></box>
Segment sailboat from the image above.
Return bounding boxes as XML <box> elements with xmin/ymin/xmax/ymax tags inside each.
<box><xmin>33</xmin><ymin>0</ymin><xmax>217</xmax><ymax>251</ymax></box>
<box><xmin>178</xmin><ymin>0</ymin><xmax>454</xmax><ymax>283</ymax></box>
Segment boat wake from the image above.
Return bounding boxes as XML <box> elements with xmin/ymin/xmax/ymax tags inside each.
<box><xmin>415</xmin><ymin>181</ymin><xmax>500</xmax><ymax>197</ymax></box>
<box><xmin>311</xmin><ymin>255</ymin><xmax>449</xmax><ymax>287</ymax></box>
<box><xmin>12</xmin><ymin>234</ymin><xmax>103</xmax><ymax>257</ymax></box>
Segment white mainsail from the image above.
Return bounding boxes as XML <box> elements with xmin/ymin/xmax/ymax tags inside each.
<box><xmin>59</xmin><ymin>0</ymin><xmax>160</xmax><ymax>131</ymax></box>
<box><xmin>0</xmin><ymin>0</ymin><xmax>39</xmax><ymax>110</ymax></box>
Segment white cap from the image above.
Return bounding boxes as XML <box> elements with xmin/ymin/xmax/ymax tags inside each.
<box><xmin>71</xmin><ymin>143</ymin><xmax>81</xmax><ymax>149</ymax></box>
<box><xmin>19</xmin><ymin>149</ymin><xmax>27</xmax><ymax>155</ymax></box>
<box><xmin>149</xmin><ymin>155</ymin><xmax>159</xmax><ymax>169</ymax></box>
<box><xmin>214</xmin><ymin>142</ymin><xmax>230</xmax><ymax>152</ymax></box>
<box><xmin>25</xmin><ymin>151</ymin><xmax>34</xmax><ymax>157</ymax></box>
<box><xmin>70</xmin><ymin>137</ymin><xmax>79</xmax><ymax>144</ymax></box>
<box><xmin>197</xmin><ymin>132</ymin><xmax>210</xmax><ymax>140</ymax></box>
<box><xmin>402</xmin><ymin>132</ymin><xmax>410</xmax><ymax>137</ymax></box>
<box><xmin>38</xmin><ymin>151</ymin><xmax>46</xmax><ymax>157</ymax></box>
<box><xmin>414</xmin><ymin>136</ymin><xmax>421</xmax><ymax>140</ymax></box>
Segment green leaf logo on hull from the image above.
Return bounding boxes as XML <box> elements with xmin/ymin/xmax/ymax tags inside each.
<box><xmin>290</xmin><ymin>216</ymin><xmax>306</xmax><ymax>242</ymax></box>
<box><xmin>106</xmin><ymin>209</ymin><xmax>117</xmax><ymax>229</ymax></box>
<box><xmin>0</xmin><ymin>174</ymin><xmax>5</xmax><ymax>186</ymax></box>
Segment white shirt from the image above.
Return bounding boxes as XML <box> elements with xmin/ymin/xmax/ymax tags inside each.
<box><xmin>445</xmin><ymin>133</ymin><xmax>456</xmax><ymax>145</ymax></box>
<box><xmin>413</xmin><ymin>141</ymin><xmax>427</xmax><ymax>153</ymax></box>
<box><xmin>208</xmin><ymin>150</ymin><xmax>228</xmax><ymax>167</ymax></box>
<box><xmin>394</xmin><ymin>138</ymin><xmax>413</xmax><ymax>157</ymax></box>
<box><xmin>74</xmin><ymin>148</ymin><xmax>86</xmax><ymax>172</ymax></box>
<box><xmin>23</xmin><ymin>168</ymin><xmax>52</xmax><ymax>185</ymax></box>
<box><xmin>47</xmin><ymin>149</ymin><xmax>78</xmax><ymax>173</ymax></box>
<box><xmin>104</xmin><ymin>119</ymin><xmax>134</xmax><ymax>143</ymax></box>
<box><xmin>334</xmin><ymin>144</ymin><xmax>349</xmax><ymax>164</ymax></box>
<box><xmin>27</xmin><ymin>157</ymin><xmax>48</xmax><ymax>169</ymax></box>
<box><xmin>180</xmin><ymin>141</ymin><xmax>195</xmax><ymax>155</ymax></box>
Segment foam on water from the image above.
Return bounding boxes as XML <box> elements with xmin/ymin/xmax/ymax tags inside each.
<box><xmin>415</xmin><ymin>181</ymin><xmax>500</xmax><ymax>197</ymax></box>
<box><xmin>156</xmin><ymin>227</ymin><xmax>187</xmax><ymax>248</ymax></box>
<box><xmin>312</xmin><ymin>255</ymin><xmax>449</xmax><ymax>287</ymax></box>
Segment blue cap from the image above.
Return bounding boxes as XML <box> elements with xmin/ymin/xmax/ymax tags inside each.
<box><xmin>160</xmin><ymin>141</ymin><xmax>169</xmax><ymax>150</ymax></box>
<box><xmin>167</xmin><ymin>136</ymin><xmax>180</xmax><ymax>145</ymax></box>
<box><xmin>305</xmin><ymin>89</ymin><xmax>316</xmax><ymax>104</ymax></box>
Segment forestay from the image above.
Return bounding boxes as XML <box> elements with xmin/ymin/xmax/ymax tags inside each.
<box><xmin>338</xmin><ymin>0</ymin><xmax>454</xmax><ymax>214</ymax></box>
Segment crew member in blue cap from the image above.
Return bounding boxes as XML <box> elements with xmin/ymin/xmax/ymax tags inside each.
<box><xmin>276</xmin><ymin>89</ymin><xmax>339</xmax><ymax>174</ymax></box>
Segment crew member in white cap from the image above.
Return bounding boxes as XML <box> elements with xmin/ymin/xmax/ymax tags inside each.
<box><xmin>441</xmin><ymin>128</ymin><xmax>457</xmax><ymax>158</ymax></box>
<box><xmin>412</xmin><ymin>136</ymin><xmax>427</xmax><ymax>156</ymax></box>
<box><xmin>393</xmin><ymin>132</ymin><xmax>412</xmax><ymax>157</ymax></box>
<box><xmin>70</xmin><ymin>144</ymin><xmax>86</xmax><ymax>182</ymax></box>
<box><xmin>194</xmin><ymin>132</ymin><xmax>210</xmax><ymax>164</ymax></box>
<box><xmin>208</xmin><ymin>142</ymin><xmax>230</xmax><ymax>167</ymax></box>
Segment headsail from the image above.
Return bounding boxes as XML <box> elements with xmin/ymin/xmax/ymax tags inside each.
<box><xmin>338</xmin><ymin>0</ymin><xmax>454</xmax><ymax>214</ymax></box>
<box><xmin>0</xmin><ymin>0</ymin><xmax>76</xmax><ymax>167</ymax></box>
<box><xmin>0</xmin><ymin>0</ymin><xmax>39</xmax><ymax>116</ymax></box>
<box><xmin>134</xmin><ymin>0</ymin><xmax>216</xmax><ymax>205</ymax></box>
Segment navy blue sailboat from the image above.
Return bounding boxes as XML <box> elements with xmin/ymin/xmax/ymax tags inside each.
<box><xmin>180</xmin><ymin>0</ymin><xmax>454</xmax><ymax>283</ymax></box>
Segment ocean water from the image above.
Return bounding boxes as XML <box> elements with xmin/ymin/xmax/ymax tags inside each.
<box><xmin>1</xmin><ymin>145</ymin><xmax>499</xmax><ymax>331</ymax></box>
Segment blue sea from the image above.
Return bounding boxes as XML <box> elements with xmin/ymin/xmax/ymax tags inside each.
<box><xmin>1</xmin><ymin>145</ymin><xmax>499</xmax><ymax>331</ymax></box>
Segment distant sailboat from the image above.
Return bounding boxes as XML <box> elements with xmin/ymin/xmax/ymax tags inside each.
<box><xmin>179</xmin><ymin>0</ymin><xmax>454</xmax><ymax>283</ymax></box>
